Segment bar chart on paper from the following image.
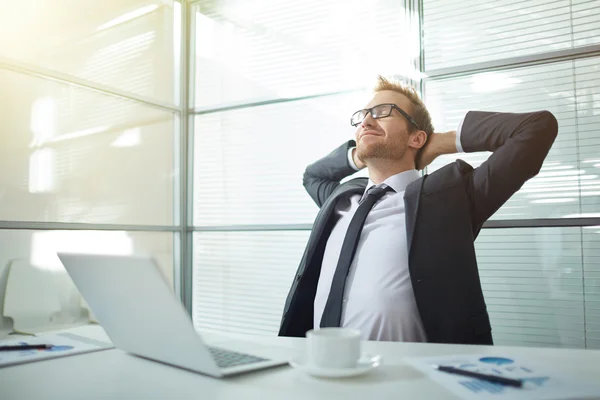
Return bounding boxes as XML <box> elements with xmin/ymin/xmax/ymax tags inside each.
<box><xmin>405</xmin><ymin>355</ymin><xmax>600</xmax><ymax>400</ymax></box>
<box><xmin>459</xmin><ymin>376</ymin><xmax>550</xmax><ymax>394</ymax></box>
<box><xmin>456</xmin><ymin>357</ymin><xmax>550</xmax><ymax>394</ymax></box>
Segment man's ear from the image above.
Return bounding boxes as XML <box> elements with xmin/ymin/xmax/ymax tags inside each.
<box><xmin>409</xmin><ymin>130</ymin><xmax>428</xmax><ymax>150</ymax></box>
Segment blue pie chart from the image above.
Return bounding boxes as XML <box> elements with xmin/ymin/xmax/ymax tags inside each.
<box><xmin>478</xmin><ymin>357</ymin><xmax>514</xmax><ymax>366</ymax></box>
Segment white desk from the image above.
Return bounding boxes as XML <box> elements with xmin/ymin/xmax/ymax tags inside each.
<box><xmin>1</xmin><ymin>327</ymin><xmax>600</xmax><ymax>400</ymax></box>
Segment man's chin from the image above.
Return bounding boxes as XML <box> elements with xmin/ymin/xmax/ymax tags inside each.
<box><xmin>357</xmin><ymin>147</ymin><xmax>405</xmax><ymax>164</ymax></box>
<box><xmin>356</xmin><ymin>145</ymin><xmax>381</xmax><ymax>161</ymax></box>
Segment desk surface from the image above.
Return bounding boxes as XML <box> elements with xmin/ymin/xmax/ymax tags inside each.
<box><xmin>1</xmin><ymin>326</ymin><xmax>600</xmax><ymax>400</ymax></box>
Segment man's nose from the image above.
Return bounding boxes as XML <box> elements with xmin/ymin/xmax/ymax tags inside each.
<box><xmin>361</xmin><ymin>111</ymin><xmax>375</xmax><ymax>128</ymax></box>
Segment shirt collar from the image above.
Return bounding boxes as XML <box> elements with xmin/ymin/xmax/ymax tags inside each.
<box><xmin>360</xmin><ymin>169</ymin><xmax>421</xmax><ymax>202</ymax></box>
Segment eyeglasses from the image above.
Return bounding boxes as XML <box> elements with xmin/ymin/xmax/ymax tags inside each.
<box><xmin>350</xmin><ymin>103</ymin><xmax>420</xmax><ymax>130</ymax></box>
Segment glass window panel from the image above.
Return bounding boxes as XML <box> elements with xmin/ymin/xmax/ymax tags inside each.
<box><xmin>424</xmin><ymin>58</ymin><xmax>600</xmax><ymax>219</ymax></box>
<box><xmin>0</xmin><ymin>69</ymin><xmax>176</xmax><ymax>225</ymax></box>
<box><xmin>423</xmin><ymin>0</ymin><xmax>600</xmax><ymax>70</ymax></box>
<box><xmin>192</xmin><ymin>231</ymin><xmax>309</xmax><ymax>335</ymax></box>
<box><xmin>583</xmin><ymin>227</ymin><xmax>600</xmax><ymax>349</ymax></box>
<box><xmin>476</xmin><ymin>227</ymin><xmax>586</xmax><ymax>348</ymax></box>
<box><xmin>0</xmin><ymin>230</ymin><xmax>174</xmax><ymax>333</ymax></box>
<box><xmin>193</xmin><ymin>91</ymin><xmax>369</xmax><ymax>226</ymax></box>
<box><xmin>192</xmin><ymin>0</ymin><xmax>419</xmax><ymax>108</ymax></box>
<box><xmin>576</xmin><ymin>58</ymin><xmax>600</xmax><ymax>217</ymax></box>
<box><xmin>190</xmin><ymin>227</ymin><xmax>600</xmax><ymax>347</ymax></box>
<box><xmin>572</xmin><ymin>0</ymin><xmax>600</xmax><ymax>47</ymax></box>
<box><xmin>0</xmin><ymin>0</ymin><xmax>178</xmax><ymax>104</ymax></box>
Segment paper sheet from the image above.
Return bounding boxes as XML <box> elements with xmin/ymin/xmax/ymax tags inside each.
<box><xmin>0</xmin><ymin>332</ymin><xmax>113</xmax><ymax>368</ymax></box>
<box><xmin>405</xmin><ymin>354</ymin><xmax>600</xmax><ymax>400</ymax></box>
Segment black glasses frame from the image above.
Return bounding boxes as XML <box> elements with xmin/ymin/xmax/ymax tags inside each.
<box><xmin>350</xmin><ymin>103</ymin><xmax>420</xmax><ymax>130</ymax></box>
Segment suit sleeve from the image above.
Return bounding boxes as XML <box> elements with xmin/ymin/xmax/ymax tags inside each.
<box><xmin>303</xmin><ymin>140</ymin><xmax>358</xmax><ymax>208</ymax></box>
<box><xmin>459</xmin><ymin>111</ymin><xmax>559</xmax><ymax>230</ymax></box>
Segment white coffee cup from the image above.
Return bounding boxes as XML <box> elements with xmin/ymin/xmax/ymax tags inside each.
<box><xmin>306</xmin><ymin>328</ymin><xmax>361</xmax><ymax>369</ymax></box>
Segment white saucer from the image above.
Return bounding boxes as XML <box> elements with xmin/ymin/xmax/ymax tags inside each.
<box><xmin>289</xmin><ymin>354</ymin><xmax>382</xmax><ymax>378</ymax></box>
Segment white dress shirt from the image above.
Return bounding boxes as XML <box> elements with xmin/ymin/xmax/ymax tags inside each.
<box><xmin>313</xmin><ymin>170</ymin><xmax>427</xmax><ymax>341</ymax></box>
<box><xmin>313</xmin><ymin>120</ymin><xmax>465</xmax><ymax>341</ymax></box>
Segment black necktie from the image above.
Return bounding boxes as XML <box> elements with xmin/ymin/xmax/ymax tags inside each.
<box><xmin>320</xmin><ymin>186</ymin><xmax>393</xmax><ymax>328</ymax></box>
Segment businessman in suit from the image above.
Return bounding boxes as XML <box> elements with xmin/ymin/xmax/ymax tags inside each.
<box><xmin>278</xmin><ymin>76</ymin><xmax>558</xmax><ymax>345</ymax></box>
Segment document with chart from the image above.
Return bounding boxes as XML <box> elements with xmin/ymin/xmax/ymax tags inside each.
<box><xmin>405</xmin><ymin>354</ymin><xmax>600</xmax><ymax>400</ymax></box>
<box><xmin>0</xmin><ymin>332</ymin><xmax>113</xmax><ymax>368</ymax></box>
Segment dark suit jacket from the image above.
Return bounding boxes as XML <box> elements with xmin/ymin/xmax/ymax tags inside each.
<box><xmin>278</xmin><ymin>111</ymin><xmax>558</xmax><ymax>345</ymax></box>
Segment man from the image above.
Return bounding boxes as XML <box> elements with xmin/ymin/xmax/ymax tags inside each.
<box><xmin>278</xmin><ymin>76</ymin><xmax>558</xmax><ymax>345</ymax></box>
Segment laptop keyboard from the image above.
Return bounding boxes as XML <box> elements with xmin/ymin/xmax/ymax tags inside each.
<box><xmin>207</xmin><ymin>346</ymin><xmax>268</xmax><ymax>369</ymax></box>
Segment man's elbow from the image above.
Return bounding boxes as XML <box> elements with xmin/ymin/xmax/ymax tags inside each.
<box><xmin>526</xmin><ymin>110</ymin><xmax>559</xmax><ymax>177</ymax></box>
<box><xmin>537</xmin><ymin>110</ymin><xmax>559</xmax><ymax>144</ymax></box>
<box><xmin>302</xmin><ymin>168</ymin><xmax>312</xmax><ymax>190</ymax></box>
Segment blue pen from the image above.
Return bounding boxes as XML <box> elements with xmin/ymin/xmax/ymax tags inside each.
<box><xmin>435</xmin><ymin>365</ymin><xmax>523</xmax><ymax>388</ymax></box>
<box><xmin>0</xmin><ymin>344</ymin><xmax>54</xmax><ymax>351</ymax></box>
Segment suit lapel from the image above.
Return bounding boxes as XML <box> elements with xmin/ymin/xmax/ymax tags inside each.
<box><xmin>304</xmin><ymin>174</ymin><xmax>423</xmax><ymax>272</ymax></box>
<box><xmin>404</xmin><ymin>175</ymin><xmax>426</xmax><ymax>256</ymax></box>
<box><xmin>304</xmin><ymin>179</ymin><xmax>367</xmax><ymax>269</ymax></box>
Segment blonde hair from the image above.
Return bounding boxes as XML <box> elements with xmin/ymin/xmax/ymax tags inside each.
<box><xmin>373</xmin><ymin>75</ymin><xmax>434</xmax><ymax>137</ymax></box>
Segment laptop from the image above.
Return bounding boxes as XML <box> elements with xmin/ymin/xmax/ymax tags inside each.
<box><xmin>57</xmin><ymin>253</ymin><xmax>288</xmax><ymax>377</ymax></box>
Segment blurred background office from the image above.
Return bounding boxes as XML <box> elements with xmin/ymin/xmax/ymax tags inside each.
<box><xmin>0</xmin><ymin>0</ymin><xmax>598</xmax><ymax>349</ymax></box>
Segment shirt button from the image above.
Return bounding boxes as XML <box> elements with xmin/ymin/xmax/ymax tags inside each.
<box><xmin>343</xmin><ymin>298</ymin><xmax>348</xmax><ymax>303</ymax></box>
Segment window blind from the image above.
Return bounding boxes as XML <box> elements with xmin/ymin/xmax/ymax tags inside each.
<box><xmin>423</xmin><ymin>0</ymin><xmax>600</xmax><ymax>71</ymax></box>
<box><xmin>424</xmin><ymin>57</ymin><xmax>600</xmax><ymax>220</ymax></box>
<box><xmin>193</xmin><ymin>0</ymin><xmax>419</xmax><ymax>108</ymax></box>
<box><xmin>193</xmin><ymin>231</ymin><xmax>309</xmax><ymax>335</ymax></box>
<box><xmin>0</xmin><ymin>67</ymin><xmax>176</xmax><ymax>225</ymax></box>
<box><xmin>0</xmin><ymin>0</ymin><xmax>177</xmax><ymax>104</ymax></box>
<box><xmin>475</xmin><ymin>228</ymin><xmax>586</xmax><ymax>348</ymax></box>
<box><xmin>475</xmin><ymin>227</ymin><xmax>599</xmax><ymax>349</ymax></box>
<box><xmin>193</xmin><ymin>92</ymin><xmax>368</xmax><ymax>227</ymax></box>
<box><xmin>583</xmin><ymin>228</ymin><xmax>600</xmax><ymax>348</ymax></box>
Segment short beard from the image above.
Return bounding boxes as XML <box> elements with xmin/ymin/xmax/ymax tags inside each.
<box><xmin>356</xmin><ymin>137</ymin><xmax>408</xmax><ymax>163</ymax></box>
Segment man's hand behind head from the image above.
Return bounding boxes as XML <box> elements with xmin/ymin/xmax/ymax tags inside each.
<box><xmin>415</xmin><ymin>130</ymin><xmax>458</xmax><ymax>171</ymax></box>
